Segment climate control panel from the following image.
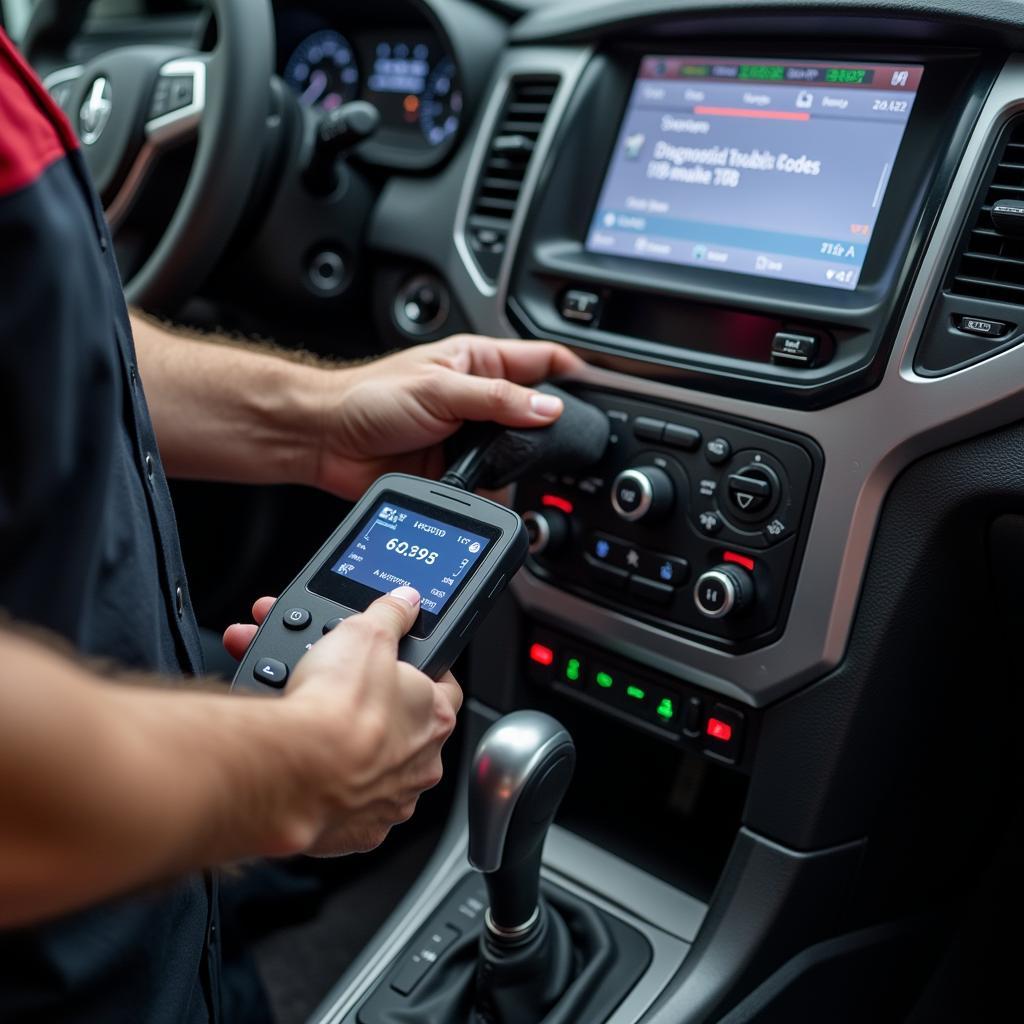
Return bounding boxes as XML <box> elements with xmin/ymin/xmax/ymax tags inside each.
<box><xmin>515</xmin><ymin>389</ymin><xmax>820</xmax><ymax>649</ymax></box>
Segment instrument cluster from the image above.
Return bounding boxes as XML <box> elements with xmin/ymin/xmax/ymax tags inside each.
<box><xmin>276</xmin><ymin>2</ymin><xmax>463</xmax><ymax>168</ymax></box>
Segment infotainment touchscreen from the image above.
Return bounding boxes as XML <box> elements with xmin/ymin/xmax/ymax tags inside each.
<box><xmin>586</xmin><ymin>57</ymin><xmax>923</xmax><ymax>290</ymax></box>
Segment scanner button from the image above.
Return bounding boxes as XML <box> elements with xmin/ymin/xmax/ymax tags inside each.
<box><xmin>282</xmin><ymin>607</ymin><xmax>311</xmax><ymax>630</ymax></box>
<box><xmin>254</xmin><ymin>658</ymin><xmax>288</xmax><ymax>688</ymax></box>
<box><xmin>323</xmin><ymin>617</ymin><xmax>345</xmax><ymax>634</ymax></box>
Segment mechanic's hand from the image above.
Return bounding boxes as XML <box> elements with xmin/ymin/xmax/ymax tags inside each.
<box><xmin>224</xmin><ymin>588</ymin><xmax>461</xmax><ymax>856</ymax></box>
<box><xmin>311</xmin><ymin>335</ymin><xmax>585</xmax><ymax>499</ymax></box>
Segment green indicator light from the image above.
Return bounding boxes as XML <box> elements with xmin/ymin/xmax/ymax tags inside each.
<box><xmin>565</xmin><ymin>658</ymin><xmax>581</xmax><ymax>683</ymax></box>
<box><xmin>595</xmin><ymin>671</ymin><xmax>614</xmax><ymax>689</ymax></box>
<box><xmin>657</xmin><ymin>698</ymin><xmax>676</xmax><ymax>722</ymax></box>
<box><xmin>626</xmin><ymin>685</ymin><xmax>646</xmax><ymax>701</ymax></box>
<box><xmin>680</xmin><ymin>64</ymin><xmax>709</xmax><ymax>77</ymax></box>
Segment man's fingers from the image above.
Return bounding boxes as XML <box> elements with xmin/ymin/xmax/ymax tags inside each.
<box><xmin>222</xmin><ymin>623</ymin><xmax>259</xmax><ymax>661</ymax></box>
<box><xmin>340</xmin><ymin>587</ymin><xmax>422</xmax><ymax>649</ymax></box>
<box><xmin>434</xmin><ymin>671</ymin><xmax>464</xmax><ymax>716</ymax></box>
<box><xmin>482</xmin><ymin>339</ymin><xmax>585</xmax><ymax>384</ymax></box>
<box><xmin>428</xmin><ymin>368</ymin><xmax>565</xmax><ymax>428</ymax></box>
<box><xmin>251</xmin><ymin>596</ymin><xmax>276</xmax><ymax>625</ymax></box>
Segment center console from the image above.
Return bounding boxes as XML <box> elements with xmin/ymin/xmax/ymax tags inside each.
<box><xmin>321</xmin><ymin>5</ymin><xmax>1024</xmax><ymax>1020</ymax></box>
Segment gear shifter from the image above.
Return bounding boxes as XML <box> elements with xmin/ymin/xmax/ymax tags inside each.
<box><xmin>468</xmin><ymin>711</ymin><xmax>576</xmax><ymax>1023</ymax></box>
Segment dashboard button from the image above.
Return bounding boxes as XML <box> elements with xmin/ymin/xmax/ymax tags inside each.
<box><xmin>694</xmin><ymin>565</ymin><xmax>754</xmax><ymax>619</ymax></box>
<box><xmin>584</xmin><ymin>554</ymin><xmax>628</xmax><ymax>590</ymax></box>
<box><xmin>705</xmin><ymin>437</ymin><xmax>732</xmax><ymax>465</ymax></box>
<box><xmin>323</xmin><ymin>617</ymin><xmax>345</xmax><ymax>634</ymax></box>
<box><xmin>638</xmin><ymin>553</ymin><xmax>689</xmax><ymax>587</ymax></box>
<box><xmin>588</xmin><ymin>533</ymin><xmax>631</xmax><ymax>570</ymax></box>
<box><xmin>771</xmin><ymin>331</ymin><xmax>819</xmax><ymax>366</ymax></box>
<box><xmin>628</xmin><ymin>575</ymin><xmax>673</xmax><ymax>607</ymax></box>
<box><xmin>633</xmin><ymin>416</ymin><xmax>665</xmax><ymax>442</ymax></box>
<box><xmin>253</xmin><ymin>657</ymin><xmax>288</xmax><ymax>688</ymax></box>
<box><xmin>957</xmin><ymin>315</ymin><xmax>1009</xmax><ymax>338</ymax></box>
<box><xmin>282</xmin><ymin>607</ymin><xmax>311</xmax><ymax>630</ymax></box>
<box><xmin>662</xmin><ymin>423</ymin><xmax>701</xmax><ymax>451</ymax></box>
<box><xmin>702</xmin><ymin>704</ymin><xmax>744</xmax><ymax>763</ymax></box>
<box><xmin>651</xmin><ymin>691</ymin><xmax>682</xmax><ymax>733</ymax></box>
<box><xmin>560</xmin><ymin>289</ymin><xmax>601</xmax><ymax>325</ymax></box>
<box><xmin>611</xmin><ymin>466</ymin><xmax>674</xmax><ymax>522</ymax></box>
<box><xmin>726</xmin><ymin>465</ymin><xmax>780</xmax><ymax>520</ymax></box>
<box><xmin>697</xmin><ymin>511</ymin><xmax>723</xmax><ymax>536</ymax></box>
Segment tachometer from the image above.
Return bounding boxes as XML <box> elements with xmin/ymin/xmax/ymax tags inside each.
<box><xmin>284</xmin><ymin>30</ymin><xmax>359</xmax><ymax>111</ymax></box>
<box><xmin>419</xmin><ymin>57</ymin><xmax>462</xmax><ymax>147</ymax></box>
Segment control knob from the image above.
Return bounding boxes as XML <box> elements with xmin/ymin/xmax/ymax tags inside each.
<box><xmin>611</xmin><ymin>466</ymin><xmax>674</xmax><ymax>523</ymax></box>
<box><xmin>694</xmin><ymin>564</ymin><xmax>754</xmax><ymax>620</ymax></box>
<box><xmin>522</xmin><ymin>508</ymin><xmax>569</xmax><ymax>556</ymax></box>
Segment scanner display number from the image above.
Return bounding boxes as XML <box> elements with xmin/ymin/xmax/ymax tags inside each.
<box><xmin>385</xmin><ymin>538</ymin><xmax>439</xmax><ymax>564</ymax></box>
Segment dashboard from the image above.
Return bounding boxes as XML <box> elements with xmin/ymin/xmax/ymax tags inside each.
<box><xmin>275</xmin><ymin>1</ymin><xmax>464</xmax><ymax>168</ymax></box>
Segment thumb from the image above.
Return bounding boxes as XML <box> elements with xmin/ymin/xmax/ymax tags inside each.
<box><xmin>350</xmin><ymin>586</ymin><xmax>422</xmax><ymax>646</ymax></box>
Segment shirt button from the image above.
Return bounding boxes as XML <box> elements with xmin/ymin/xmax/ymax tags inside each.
<box><xmin>175</xmin><ymin>585</ymin><xmax>185</xmax><ymax>618</ymax></box>
<box><xmin>144</xmin><ymin>452</ymin><xmax>155</xmax><ymax>481</ymax></box>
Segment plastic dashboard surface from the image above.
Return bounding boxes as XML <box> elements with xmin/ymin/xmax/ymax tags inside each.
<box><xmin>367</xmin><ymin>18</ymin><xmax>1024</xmax><ymax>708</ymax></box>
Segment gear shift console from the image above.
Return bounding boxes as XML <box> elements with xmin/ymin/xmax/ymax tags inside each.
<box><xmin>356</xmin><ymin>712</ymin><xmax>653</xmax><ymax>1024</ymax></box>
<box><xmin>468</xmin><ymin>713</ymin><xmax>575</xmax><ymax>1022</ymax></box>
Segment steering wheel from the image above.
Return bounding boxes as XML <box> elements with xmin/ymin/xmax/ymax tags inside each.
<box><xmin>51</xmin><ymin>0</ymin><xmax>274</xmax><ymax>311</ymax></box>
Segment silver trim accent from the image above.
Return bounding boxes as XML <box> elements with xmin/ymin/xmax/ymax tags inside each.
<box><xmin>453</xmin><ymin>49</ymin><xmax>593</xmax><ymax>301</ymax></box>
<box><xmin>485</xmin><ymin>904</ymin><xmax>540</xmax><ymax>939</ymax></box>
<box><xmin>523</xmin><ymin>509</ymin><xmax>551</xmax><ymax>554</ymax></box>
<box><xmin>501</xmin><ymin>55</ymin><xmax>1024</xmax><ymax>708</ymax></box>
<box><xmin>42</xmin><ymin>64</ymin><xmax>84</xmax><ymax>96</ymax></box>
<box><xmin>78</xmin><ymin>76</ymin><xmax>112</xmax><ymax>145</ymax></box>
<box><xmin>693</xmin><ymin>569</ymin><xmax>735</xmax><ymax>620</ymax></box>
<box><xmin>611</xmin><ymin>468</ymin><xmax>654</xmax><ymax>522</ymax></box>
<box><xmin>105</xmin><ymin>57</ymin><xmax>206</xmax><ymax>231</ymax></box>
<box><xmin>467</xmin><ymin>711</ymin><xmax>572</xmax><ymax>873</ymax></box>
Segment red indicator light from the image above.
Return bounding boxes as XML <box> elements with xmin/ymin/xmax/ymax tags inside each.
<box><xmin>541</xmin><ymin>494</ymin><xmax>574</xmax><ymax>514</ymax></box>
<box><xmin>706</xmin><ymin>718</ymin><xmax>733</xmax><ymax>742</ymax></box>
<box><xmin>723</xmin><ymin>551</ymin><xmax>756</xmax><ymax>572</ymax></box>
<box><xmin>529</xmin><ymin>643</ymin><xmax>555</xmax><ymax>666</ymax></box>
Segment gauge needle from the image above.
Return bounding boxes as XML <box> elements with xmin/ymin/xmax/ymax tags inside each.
<box><xmin>301</xmin><ymin>69</ymin><xmax>328</xmax><ymax>106</ymax></box>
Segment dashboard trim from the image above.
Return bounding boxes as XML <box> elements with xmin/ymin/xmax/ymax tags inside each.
<box><xmin>506</xmin><ymin>54</ymin><xmax>1024</xmax><ymax>707</ymax></box>
<box><xmin>453</xmin><ymin>47</ymin><xmax>594</xmax><ymax>298</ymax></box>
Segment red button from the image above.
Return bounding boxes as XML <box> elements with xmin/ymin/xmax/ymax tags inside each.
<box><xmin>529</xmin><ymin>642</ymin><xmax>555</xmax><ymax>666</ymax></box>
<box><xmin>706</xmin><ymin>718</ymin><xmax>733</xmax><ymax>742</ymax></box>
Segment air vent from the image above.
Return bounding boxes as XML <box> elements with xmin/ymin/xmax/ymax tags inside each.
<box><xmin>467</xmin><ymin>75</ymin><xmax>559</xmax><ymax>281</ymax></box>
<box><xmin>950</xmin><ymin>118</ymin><xmax>1024</xmax><ymax>303</ymax></box>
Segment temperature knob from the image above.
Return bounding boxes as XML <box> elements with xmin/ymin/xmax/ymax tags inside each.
<box><xmin>523</xmin><ymin>509</ymin><xmax>569</xmax><ymax>556</ymax></box>
<box><xmin>611</xmin><ymin>466</ymin><xmax>674</xmax><ymax>523</ymax></box>
<box><xmin>694</xmin><ymin>564</ymin><xmax>754</xmax><ymax>620</ymax></box>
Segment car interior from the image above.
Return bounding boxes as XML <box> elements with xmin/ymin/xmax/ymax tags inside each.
<box><xmin>6</xmin><ymin>0</ymin><xmax>1024</xmax><ymax>1020</ymax></box>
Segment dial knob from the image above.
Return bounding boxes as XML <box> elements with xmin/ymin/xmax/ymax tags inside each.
<box><xmin>523</xmin><ymin>509</ymin><xmax>569</xmax><ymax>556</ymax></box>
<box><xmin>694</xmin><ymin>564</ymin><xmax>754</xmax><ymax>619</ymax></box>
<box><xmin>611</xmin><ymin>466</ymin><xmax>674</xmax><ymax>522</ymax></box>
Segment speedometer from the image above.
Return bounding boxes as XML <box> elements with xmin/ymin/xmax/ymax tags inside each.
<box><xmin>419</xmin><ymin>57</ymin><xmax>462</xmax><ymax>147</ymax></box>
<box><xmin>284</xmin><ymin>30</ymin><xmax>359</xmax><ymax>111</ymax></box>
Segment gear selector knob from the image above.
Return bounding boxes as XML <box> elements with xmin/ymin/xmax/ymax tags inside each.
<box><xmin>468</xmin><ymin>711</ymin><xmax>575</xmax><ymax>935</ymax></box>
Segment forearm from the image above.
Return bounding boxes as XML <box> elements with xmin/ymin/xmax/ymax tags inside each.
<box><xmin>0</xmin><ymin>630</ymin><xmax>320</xmax><ymax>927</ymax></box>
<box><xmin>130</xmin><ymin>312</ymin><xmax>335</xmax><ymax>487</ymax></box>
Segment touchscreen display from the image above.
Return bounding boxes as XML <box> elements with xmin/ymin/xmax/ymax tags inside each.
<box><xmin>586</xmin><ymin>57</ymin><xmax>923</xmax><ymax>290</ymax></box>
<box><xmin>326</xmin><ymin>499</ymin><xmax>493</xmax><ymax>617</ymax></box>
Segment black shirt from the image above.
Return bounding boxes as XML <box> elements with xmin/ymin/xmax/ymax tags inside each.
<box><xmin>0</xmin><ymin>30</ymin><xmax>217</xmax><ymax>1023</ymax></box>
